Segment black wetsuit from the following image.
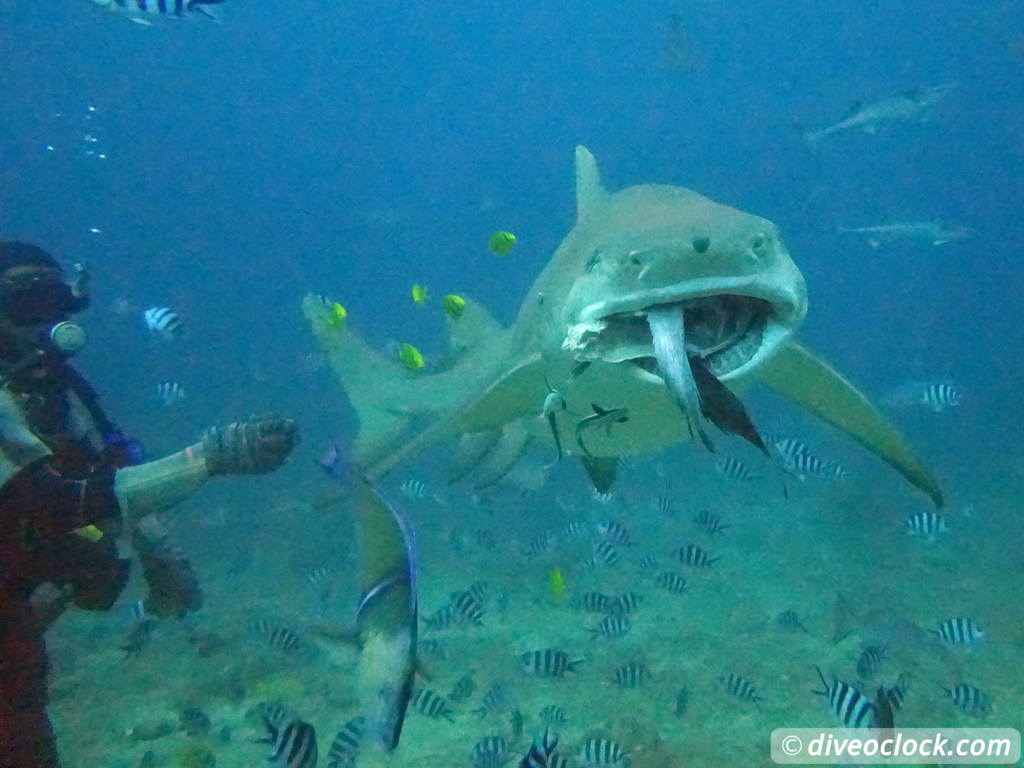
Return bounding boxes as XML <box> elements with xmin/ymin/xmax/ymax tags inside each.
<box><xmin>0</xmin><ymin>364</ymin><xmax>127</xmax><ymax>768</ymax></box>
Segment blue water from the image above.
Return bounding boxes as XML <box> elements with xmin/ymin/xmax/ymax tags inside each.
<box><xmin>2</xmin><ymin>1</ymin><xmax>1023</xmax><ymax>766</ymax></box>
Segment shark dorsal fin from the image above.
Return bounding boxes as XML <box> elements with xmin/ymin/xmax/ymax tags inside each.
<box><xmin>591</xmin><ymin>403</ymin><xmax>608</xmax><ymax>416</ymax></box>
<box><xmin>575</xmin><ymin>146</ymin><xmax>608</xmax><ymax>221</ymax></box>
<box><xmin>842</xmin><ymin>100</ymin><xmax>863</xmax><ymax>119</ymax></box>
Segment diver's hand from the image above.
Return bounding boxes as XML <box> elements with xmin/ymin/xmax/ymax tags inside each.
<box><xmin>202</xmin><ymin>416</ymin><xmax>299</xmax><ymax>475</ymax></box>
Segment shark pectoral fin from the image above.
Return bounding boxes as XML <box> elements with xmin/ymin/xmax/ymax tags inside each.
<box><xmin>446</xmin><ymin>430</ymin><xmax>502</xmax><ymax>484</ymax></box>
<box><xmin>757</xmin><ymin>343</ymin><xmax>944</xmax><ymax>507</ymax></box>
<box><xmin>471</xmin><ymin>420</ymin><xmax>532</xmax><ymax>490</ymax></box>
<box><xmin>363</xmin><ymin>353</ymin><xmax>545</xmax><ymax>482</ymax></box>
<box><xmin>580</xmin><ymin>455</ymin><xmax>618</xmax><ymax>494</ymax></box>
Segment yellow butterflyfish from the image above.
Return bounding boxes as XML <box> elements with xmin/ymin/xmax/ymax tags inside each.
<box><xmin>549</xmin><ymin>566</ymin><xmax>565</xmax><ymax>601</ymax></box>
<box><xmin>398</xmin><ymin>343</ymin><xmax>425</xmax><ymax>372</ymax></box>
<box><xmin>488</xmin><ymin>231</ymin><xmax>517</xmax><ymax>255</ymax></box>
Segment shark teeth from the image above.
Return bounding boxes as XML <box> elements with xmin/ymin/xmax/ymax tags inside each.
<box><xmin>646</xmin><ymin>306</ymin><xmax>714</xmax><ymax>451</ymax></box>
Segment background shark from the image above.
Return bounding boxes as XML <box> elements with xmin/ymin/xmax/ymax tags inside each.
<box><xmin>304</xmin><ymin>146</ymin><xmax>943</xmax><ymax>507</ymax></box>
<box><xmin>802</xmin><ymin>84</ymin><xmax>956</xmax><ymax>143</ymax></box>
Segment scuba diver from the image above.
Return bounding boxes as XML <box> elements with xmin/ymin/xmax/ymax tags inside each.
<box><xmin>0</xmin><ymin>241</ymin><xmax>299</xmax><ymax>768</ymax></box>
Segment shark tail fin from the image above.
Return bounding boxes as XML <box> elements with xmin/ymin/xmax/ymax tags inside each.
<box><xmin>302</xmin><ymin>294</ymin><xmax>419</xmax><ymax>469</ymax></box>
<box><xmin>757</xmin><ymin>342</ymin><xmax>943</xmax><ymax>507</ymax></box>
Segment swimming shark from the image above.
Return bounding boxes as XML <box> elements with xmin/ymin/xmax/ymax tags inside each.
<box><xmin>303</xmin><ymin>146</ymin><xmax>943</xmax><ymax>507</ymax></box>
<box><xmin>802</xmin><ymin>84</ymin><xmax>956</xmax><ymax>144</ymax></box>
<box><xmin>838</xmin><ymin>221</ymin><xmax>970</xmax><ymax>248</ymax></box>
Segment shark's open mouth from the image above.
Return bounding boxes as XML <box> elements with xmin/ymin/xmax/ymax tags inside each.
<box><xmin>565</xmin><ymin>293</ymin><xmax>773</xmax><ymax>379</ymax></box>
<box><xmin>564</xmin><ymin>293</ymin><xmax>778</xmax><ymax>452</ymax></box>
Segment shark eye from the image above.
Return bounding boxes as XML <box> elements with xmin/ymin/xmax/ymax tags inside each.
<box><xmin>752</xmin><ymin>233</ymin><xmax>767</xmax><ymax>250</ymax></box>
<box><xmin>692</xmin><ymin>236</ymin><xmax>710</xmax><ymax>254</ymax></box>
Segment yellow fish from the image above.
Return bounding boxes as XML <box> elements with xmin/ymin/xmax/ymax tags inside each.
<box><xmin>443</xmin><ymin>294</ymin><xmax>466</xmax><ymax>320</ymax></box>
<box><xmin>411</xmin><ymin>284</ymin><xmax>430</xmax><ymax>306</ymax></box>
<box><xmin>327</xmin><ymin>302</ymin><xmax>347</xmax><ymax>327</ymax></box>
<box><xmin>549</xmin><ymin>566</ymin><xmax>565</xmax><ymax>601</ymax></box>
<box><xmin>488</xmin><ymin>231</ymin><xmax>516</xmax><ymax>255</ymax></box>
<box><xmin>397</xmin><ymin>343</ymin><xmax>425</xmax><ymax>372</ymax></box>
<box><xmin>72</xmin><ymin>525</ymin><xmax>104</xmax><ymax>542</ymax></box>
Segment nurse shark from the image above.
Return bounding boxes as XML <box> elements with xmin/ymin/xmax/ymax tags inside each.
<box><xmin>304</xmin><ymin>146</ymin><xmax>943</xmax><ymax>507</ymax></box>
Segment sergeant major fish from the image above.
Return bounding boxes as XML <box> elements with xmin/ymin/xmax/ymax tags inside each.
<box><xmin>89</xmin><ymin>0</ymin><xmax>224</xmax><ymax>25</ymax></box>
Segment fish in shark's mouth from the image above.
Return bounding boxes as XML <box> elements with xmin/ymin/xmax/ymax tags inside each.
<box><xmin>566</xmin><ymin>294</ymin><xmax>773</xmax><ymax>452</ymax></box>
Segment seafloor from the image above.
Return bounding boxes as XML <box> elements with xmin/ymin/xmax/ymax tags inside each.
<box><xmin>46</xmin><ymin>428</ymin><xmax>1022</xmax><ymax>768</ymax></box>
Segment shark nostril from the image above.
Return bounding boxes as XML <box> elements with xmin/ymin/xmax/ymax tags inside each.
<box><xmin>692</xmin><ymin>236</ymin><xmax>711</xmax><ymax>254</ymax></box>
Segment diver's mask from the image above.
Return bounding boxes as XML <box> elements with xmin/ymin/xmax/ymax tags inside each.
<box><xmin>0</xmin><ymin>269</ymin><xmax>90</xmax><ymax>358</ymax></box>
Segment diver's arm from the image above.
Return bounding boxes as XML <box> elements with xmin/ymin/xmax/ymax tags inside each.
<box><xmin>114</xmin><ymin>417</ymin><xmax>298</xmax><ymax>521</ymax></box>
<box><xmin>0</xmin><ymin>389</ymin><xmax>50</xmax><ymax>467</ymax></box>
<box><xmin>114</xmin><ymin>442</ymin><xmax>209</xmax><ymax>522</ymax></box>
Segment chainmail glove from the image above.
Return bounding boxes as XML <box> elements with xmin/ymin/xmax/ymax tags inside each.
<box><xmin>202</xmin><ymin>416</ymin><xmax>299</xmax><ymax>475</ymax></box>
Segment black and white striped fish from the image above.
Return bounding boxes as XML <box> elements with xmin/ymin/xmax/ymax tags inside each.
<box><xmin>856</xmin><ymin>644</ymin><xmax>887</xmax><ymax>680</ymax></box>
<box><xmin>518</xmin><ymin>727</ymin><xmax>560</xmax><ymax>768</ymax></box>
<box><xmin>655</xmin><ymin>571</ymin><xmax>687</xmax><ymax>594</ymax></box>
<box><xmin>881</xmin><ymin>673</ymin><xmax>910</xmax><ymax>710</ymax></box>
<box><xmin>539</xmin><ymin>704</ymin><xmax>567</xmax><ymax>725</ymax></box>
<box><xmin>326</xmin><ymin>716</ymin><xmax>364</xmax><ymax>768</ymax></box>
<box><xmin>921</xmin><ymin>382</ymin><xmax>963</xmax><ymax>412</ymax></box>
<box><xmin>943</xmin><ymin>683</ymin><xmax>992</xmax><ymax>716</ymax></box>
<box><xmin>471</xmin><ymin>735</ymin><xmax>510</xmax><ymax>767</ymax></box>
<box><xmin>527</xmin><ymin>530</ymin><xmax>555</xmax><ymax>556</ymax></box>
<box><xmin>655</xmin><ymin>495</ymin><xmax>674</xmax><ymax>516</ymax></box>
<box><xmin>638</xmin><ymin>553</ymin><xmax>659</xmax><ymax>570</ymax></box>
<box><xmin>410</xmin><ymin>688</ymin><xmax>456</xmax><ymax>721</ymax></box>
<box><xmin>609</xmin><ymin>592</ymin><xmax>642</xmax><ymax>615</ymax></box>
<box><xmin>576</xmin><ymin>592</ymin><xmax>612</xmax><ymax>613</ymax></box>
<box><xmin>447</xmin><ymin>675</ymin><xmax>476</xmax><ymax>702</ymax></box>
<box><xmin>400</xmin><ymin>478</ymin><xmax>433</xmax><ymax>500</ymax></box>
<box><xmin>464</xmin><ymin>580</ymin><xmax>491</xmax><ymax>605</ymax></box>
<box><xmin>305</xmin><ymin>565</ymin><xmax>333</xmax><ymax>589</ymax></box>
<box><xmin>933</xmin><ymin>616</ymin><xmax>985</xmax><ymax>646</ymax></box>
<box><xmin>143</xmin><ymin>307</ymin><xmax>182</xmax><ymax>339</ymax></box>
<box><xmin>597</xmin><ymin>520</ymin><xmax>631</xmax><ymax>546</ymax></box>
<box><xmin>590</xmin><ymin>540</ymin><xmax>620</xmax><ymax>567</ymax></box>
<box><xmin>905</xmin><ymin>510</ymin><xmax>948</xmax><ymax>540</ymax></box>
<box><xmin>253</xmin><ymin>620</ymin><xmax>301</xmax><ymax>652</ymax></box>
<box><xmin>722</xmin><ymin>672</ymin><xmax>762</xmax><ymax>709</ymax></box>
<box><xmin>590</xmin><ymin>614</ymin><xmax>631</xmax><ymax>639</ymax></box>
<box><xmin>520</xmin><ymin>649</ymin><xmax>584</xmax><ymax>678</ymax></box>
<box><xmin>260</xmin><ymin>718</ymin><xmax>318</xmax><ymax>768</ymax></box>
<box><xmin>423</xmin><ymin>604</ymin><xmax>458</xmax><ymax>631</ymax></box>
<box><xmin>248</xmin><ymin>700</ymin><xmax>293</xmax><ymax>732</ymax></box>
<box><xmin>693</xmin><ymin>510</ymin><xmax>731</xmax><ymax>535</ymax></box>
<box><xmin>93</xmin><ymin>0</ymin><xmax>224</xmax><ymax>24</ymax></box>
<box><xmin>472</xmin><ymin>683</ymin><xmax>511</xmax><ymax>720</ymax></box>
<box><xmin>559</xmin><ymin>519</ymin><xmax>588</xmax><ymax>541</ymax></box>
<box><xmin>813</xmin><ymin>668</ymin><xmax>875</xmax><ymax>727</ymax></box>
<box><xmin>775</xmin><ymin>609</ymin><xmax>809</xmax><ymax>634</ymax></box>
<box><xmin>577</xmin><ymin>737</ymin><xmax>626</xmax><ymax>765</ymax></box>
<box><xmin>612</xmin><ymin>662</ymin><xmax>650</xmax><ymax>688</ymax></box>
<box><xmin>715</xmin><ymin>456</ymin><xmax>759</xmax><ymax>481</ymax></box>
<box><xmin>678</xmin><ymin>543</ymin><xmax>719</xmax><ymax>567</ymax></box>
<box><xmin>450</xmin><ymin>590</ymin><xmax>485</xmax><ymax>626</ymax></box>
<box><xmin>155</xmin><ymin>380</ymin><xmax>185</xmax><ymax>406</ymax></box>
